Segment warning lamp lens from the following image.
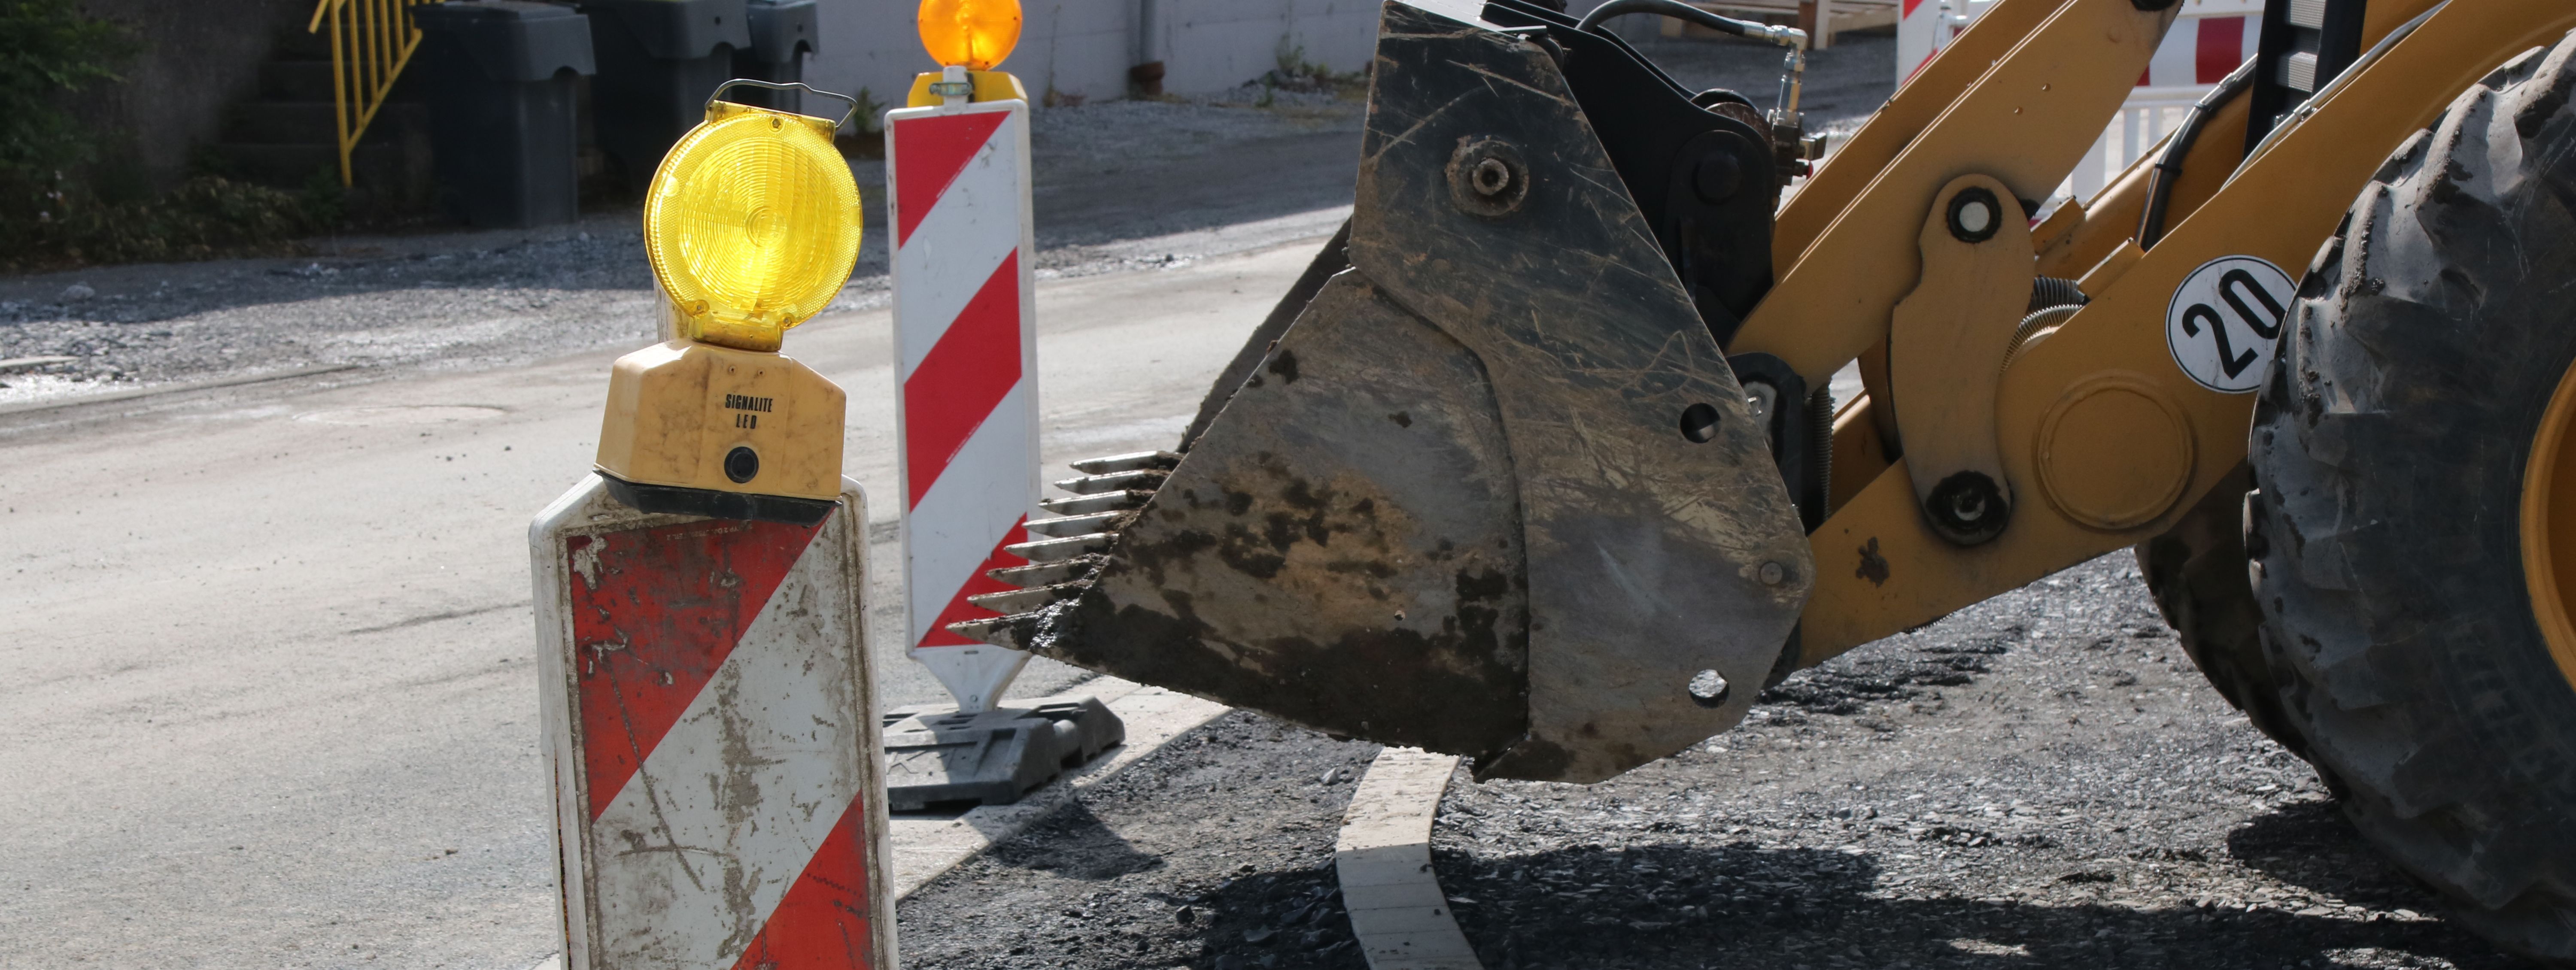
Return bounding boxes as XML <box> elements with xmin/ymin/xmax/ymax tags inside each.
<box><xmin>644</xmin><ymin>106</ymin><xmax>862</xmax><ymax>351</ymax></box>
<box><xmin>917</xmin><ymin>0</ymin><xmax>1021</xmax><ymax>71</ymax></box>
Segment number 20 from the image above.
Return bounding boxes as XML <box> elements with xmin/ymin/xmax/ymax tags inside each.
<box><xmin>2180</xmin><ymin>268</ymin><xmax>2287</xmax><ymax>379</ymax></box>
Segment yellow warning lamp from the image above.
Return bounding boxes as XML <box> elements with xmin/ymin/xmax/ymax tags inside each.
<box><xmin>596</xmin><ymin>81</ymin><xmax>863</xmax><ymax>516</ymax></box>
<box><xmin>908</xmin><ymin>0</ymin><xmax>1031</xmax><ymax>106</ymax></box>
<box><xmin>645</xmin><ymin>88</ymin><xmax>862</xmax><ymax>352</ymax></box>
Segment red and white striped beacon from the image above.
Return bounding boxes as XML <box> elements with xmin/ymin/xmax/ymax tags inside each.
<box><xmin>531</xmin><ymin>78</ymin><xmax>893</xmax><ymax>970</ymax></box>
<box><xmin>887</xmin><ymin>6</ymin><xmax>1042</xmax><ymax>715</ymax></box>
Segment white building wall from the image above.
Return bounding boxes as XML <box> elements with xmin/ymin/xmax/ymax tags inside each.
<box><xmin>1155</xmin><ymin>0</ymin><xmax>1377</xmax><ymax>94</ymax></box>
<box><xmin>807</xmin><ymin>0</ymin><xmax>1380</xmax><ymax>121</ymax></box>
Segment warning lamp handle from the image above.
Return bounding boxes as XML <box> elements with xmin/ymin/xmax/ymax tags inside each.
<box><xmin>706</xmin><ymin>79</ymin><xmax>862</xmax><ymax>132</ymax></box>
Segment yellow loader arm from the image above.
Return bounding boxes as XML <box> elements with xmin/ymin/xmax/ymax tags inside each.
<box><xmin>952</xmin><ymin>0</ymin><xmax>2574</xmax><ymax>783</ymax></box>
<box><xmin>1781</xmin><ymin>0</ymin><xmax>2574</xmax><ymax>664</ymax></box>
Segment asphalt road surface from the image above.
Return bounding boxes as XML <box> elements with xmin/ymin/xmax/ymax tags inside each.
<box><xmin>0</xmin><ymin>234</ymin><xmax>1320</xmax><ymax>970</ymax></box>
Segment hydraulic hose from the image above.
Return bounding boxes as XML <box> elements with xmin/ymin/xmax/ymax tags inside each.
<box><xmin>1577</xmin><ymin>0</ymin><xmax>1810</xmax><ymax>127</ymax></box>
<box><xmin>2137</xmin><ymin>58</ymin><xmax>2256</xmax><ymax>250</ymax></box>
<box><xmin>1576</xmin><ymin>0</ymin><xmax>1795</xmax><ymax>43</ymax></box>
<box><xmin>2029</xmin><ymin>276</ymin><xmax>2089</xmax><ymax>313</ymax></box>
<box><xmin>1805</xmin><ymin>385</ymin><xmax>1834</xmax><ymax>529</ymax></box>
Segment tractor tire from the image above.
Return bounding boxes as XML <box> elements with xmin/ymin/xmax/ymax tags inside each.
<box><xmin>2248</xmin><ymin>38</ymin><xmax>2576</xmax><ymax>964</ymax></box>
<box><xmin>2136</xmin><ymin>464</ymin><xmax>2318</xmax><ymax>764</ymax></box>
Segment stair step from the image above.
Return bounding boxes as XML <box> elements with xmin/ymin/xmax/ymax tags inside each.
<box><xmin>225</xmin><ymin>101</ymin><xmax>423</xmax><ymax>146</ymax></box>
<box><xmin>255</xmin><ymin>56</ymin><xmax>426</xmax><ymax>104</ymax></box>
<box><xmin>205</xmin><ymin>143</ymin><xmax>344</xmax><ymax>185</ymax></box>
<box><xmin>207</xmin><ymin>142</ymin><xmax>416</xmax><ymax>187</ymax></box>
<box><xmin>260</xmin><ymin>61</ymin><xmax>338</xmax><ymax>102</ymax></box>
<box><xmin>270</xmin><ymin>29</ymin><xmax>336</xmax><ymax>62</ymax></box>
<box><xmin>225</xmin><ymin>102</ymin><xmax>339</xmax><ymax>145</ymax></box>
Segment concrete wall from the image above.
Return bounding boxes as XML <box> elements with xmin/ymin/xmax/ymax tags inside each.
<box><xmin>807</xmin><ymin>0</ymin><xmax>1378</xmax><ymax>121</ymax></box>
<box><xmin>83</xmin><ymin>0</ymin><xmax>311</xmax><ymax>194</ymax></box>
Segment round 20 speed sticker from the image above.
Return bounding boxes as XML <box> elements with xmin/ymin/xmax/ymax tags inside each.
<box><xmin>2166</xmin><ymin>255</ymin><xmax>2295</xmax><ymax>394</ymax></box>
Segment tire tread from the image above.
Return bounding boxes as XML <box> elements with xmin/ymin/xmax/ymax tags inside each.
<box><xmin>2251</xmin><ymin>33</ymin><xmax>2576</xmax><ymax>963</ymax></box>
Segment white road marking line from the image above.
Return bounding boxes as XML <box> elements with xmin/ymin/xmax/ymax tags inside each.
<box><xmin>1338</xmin><ymin>748</ymin><xmax>1483</xmax><ymax>970</ymax></box>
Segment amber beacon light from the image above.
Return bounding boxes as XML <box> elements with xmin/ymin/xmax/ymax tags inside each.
<box><xmin>918</xmin><ymin>0</ymin><xmax>1021</xmax><ymax>70</ymax></box>
<box><xmin>908</xmin><ymin>0</ymin><xmax>1030</xmax><ymax>106</ymax></box>
<box><xmin>594</xmin><ymin>80</ymin><xmax>865</xmax><ymax>524</ymax></box>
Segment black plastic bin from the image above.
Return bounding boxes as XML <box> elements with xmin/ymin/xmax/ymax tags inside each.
<box><xmin>578</xmin><ymin>0</ymin><xmax>750</xmax><ymax>188</ymax></box>
<box><xmin>729</xmin><ymin>0</ymin><xmax>818</xmax><ymax>114</ymax></box>
<box><xmin>411</xmin><ymin>1</ymin><xmax>595</xmax><ymax>228</ymax></box>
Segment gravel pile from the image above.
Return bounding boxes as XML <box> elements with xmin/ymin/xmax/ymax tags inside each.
<box><xmin>0</xmin><ymin>233</ymin><xmax>657</xmax><ymax>406</ymax></box>
<box><xmin>1433</xmin><ymin>554</ymin><xmax>2524</xmax><ymax>969</ymax></box>
<box><xmin>897</xmin><ymin>712</ymin><xmax>1379</xmax><ymax>970</ymax></box>
<box><xmin>893</xmin><ymin>555</ymin><xmax>2530</xmax><ymax>968</ymax></box>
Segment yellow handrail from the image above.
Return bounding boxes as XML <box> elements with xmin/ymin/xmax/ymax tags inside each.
<box><xmin>308</xmin><ymin>0</ymin><xmax>442</xmax><ymax>187</ymax></box>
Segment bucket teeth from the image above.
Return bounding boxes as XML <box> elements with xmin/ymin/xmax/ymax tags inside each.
<box><xmin>988</xmin><ymin>557</ymin><xmax>1101</xmax><ymax>588</ymax></box>
<box><xmin>948</xmin><ymin>451</ymin><xmax>1175</xmax><ymax>648</ymax></box>
<box><xmin>943</xmin><ymin>616</ymin><xmax>1027</xmax><ymax>649</ymax></box>
<box><xmin>965</xmin><ymin>582</ymin><xmax>1087</xmax><ymax>615</ymax></box>
<box><xmin>1053</xmin><ymin>469</ymin><xmax>1169</xmax><ymax>494</ymax></box>
<box><xmin>1039</xmin><ymin>490</ymin><xmax>1156</xmax><ymax>515</ymax></box>
<box><xmin>1069</xmin><ymin>450</ymin><xmax>1181</xmax><ymax>475</ymax></box>
<box><xmin>1025</xmin><ymin>510</ymin><xmax>1131</xmax><ymax>538</ymax></box>
<box><xmin>1007</xmin><ymin>533</ymin><xmax>1114</xmax><ymax>561</ymax></box>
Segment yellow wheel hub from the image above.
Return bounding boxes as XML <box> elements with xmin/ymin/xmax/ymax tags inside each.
<box><xmin>2521</xmin><ymin>357</ymin><xmax>2576</xmax><ymax>691</ymax></box>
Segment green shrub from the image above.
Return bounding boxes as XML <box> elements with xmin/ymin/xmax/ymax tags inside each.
<box><xmin>0</xmin><ymin>0</ymin><xmax>131</xmax><ymax>181</ymax></box>
<box><xmin>3</xmin><ymin>174</ymin><xmax>342</xmax><ymax>268</ymax></box>
<box><xmin>0</xmin><ymin>0</ymin><xmax>342</xmax><ymax>269</ymax></box>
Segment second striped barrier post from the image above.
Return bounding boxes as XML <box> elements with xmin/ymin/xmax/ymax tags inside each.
<box><xmin>883</xmin><ymin>0</ymin><xmax>1124</xmax><ymax>811</ymax></box>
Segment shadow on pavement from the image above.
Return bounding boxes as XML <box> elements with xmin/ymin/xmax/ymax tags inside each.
<box><xmin>2228</xmin><ymin>800</ymin><xmax>2442</xmax><ymax>917</ymax></box>
<box><xmin>984</xmin><ymin>800</ymin><xmax>1170</xmax><ymax>882</ymax></box>
<box><xmin>1437</xmin><ymin>837</ymin><xmax>2521</xmax><ymax>970</ymax></box>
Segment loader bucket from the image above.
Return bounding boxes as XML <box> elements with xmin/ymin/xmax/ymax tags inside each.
<box><xmin>954</xmin><ymin>0</ymin><xmax>1814</xmax><ymax>782</ymax></box>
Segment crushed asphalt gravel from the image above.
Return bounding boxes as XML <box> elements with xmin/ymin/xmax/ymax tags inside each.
<box><xmin>894</xmin><ymin>554</ymin><xmax>2535</xmax><ymax>969</ymax></box>
<box><xmin>897</xmin><ymin>712</ymin><xmax>1382</xmax><ymax>970</ymax></box>
<box><xmin>1434</xmin><ymin>554</ymin><xmax>2521</xmax><ymax>970</ymax></box>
